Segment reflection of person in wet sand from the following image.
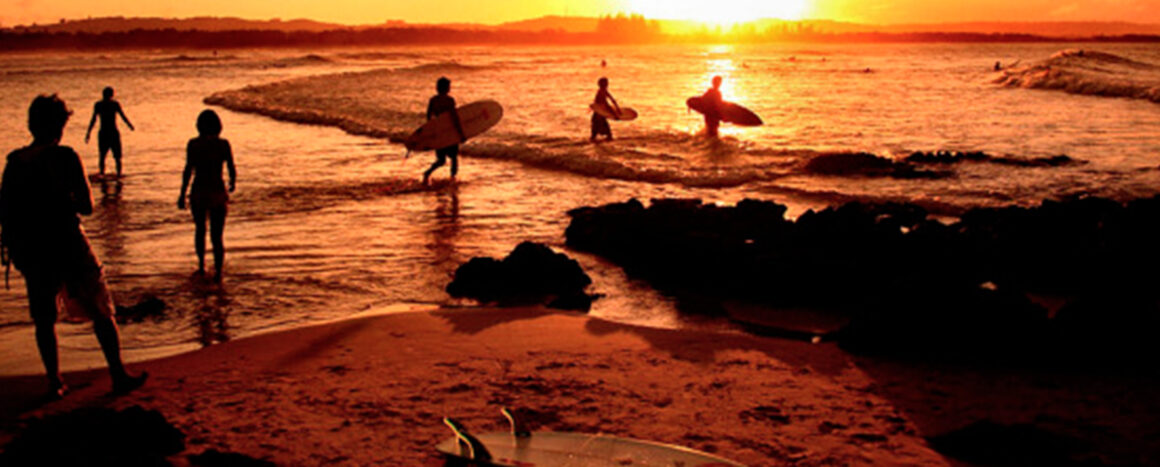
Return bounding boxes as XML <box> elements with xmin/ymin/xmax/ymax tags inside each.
<box><xmin>590</xmin><ymin>77</ymin><xmax>622</xmax><ymax>142</ymax></box>
<box><xmin>84</xmin><ymin>86</ymin><xmax>134</xmax><ymax>177</ymax></box>
<box><xmin>423</xmin><ymin>77</ymin><xmax>465</xmax><ymax>186</ymax></box>
<box><xmin>0</xmin><ymin>95</ymin><xmax>146</xmax><ymax>398</ymax></box>
<box><xmin>701</xmin><ymin>76</ymin><xmax>724</xmax><ymax>138</ymax></box>
<box><xmin>178</xmin><ymin>110</ymin><xmax>236</xmax><ymax>282</ymax></box>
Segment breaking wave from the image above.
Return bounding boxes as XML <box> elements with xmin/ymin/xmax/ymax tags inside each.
<box><xmin>995</xmin><ymin>49</ymin><xmax>1160</xmax><ymax>103</ymax></box>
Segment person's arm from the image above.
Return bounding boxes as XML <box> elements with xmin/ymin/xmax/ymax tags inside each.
<box><xmin>85</xmin><ymin>104</ymin><xmax>98</xmax><ymax>143</ymax></box>
<box><xmin>225</xmin><ymin>140</ymin><xmax>236</xmax><ymax>193</ymax></box>
<box><xmin>117</xmin><ymin>102</ymin><xmax>134</xmax><ymax>131</ymax></box>
<box><xmin>426</xmin><ymin>99</ymin><xmax>435</xmax><ymax>121</ymax></box>
<box><xmin>178</xmin><ymin>141</ymin><xmax>193</xmax><ymax>209</ymax></box>
<box><xmin>608</xmin><ymin>92</ymin><xmax>621</xmax><ymax>115</ymax></box>
<box><xmin>65</xmin><ymin>150</ymin><xmax>93</xmax><ymax>216</ymax></box>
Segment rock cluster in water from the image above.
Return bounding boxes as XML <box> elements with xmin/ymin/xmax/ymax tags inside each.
<box><xmin>565</xmin><ymin>196</ymin><xmax>1160</xmax><ymax>359</ymax></box>
<box><xmin>447</xmin><ymin>241</ymin><xmax>595</xmax><ymax>311</ymax></box>
<box><xmin>803</xmin><ymin>151</ymin><xmax>1084</xmax><ymax>180</ymax></box>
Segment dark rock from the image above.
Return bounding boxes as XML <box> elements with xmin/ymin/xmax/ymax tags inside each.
<box><xmin>447</xmin><ymin>242</ymin><xmax>595</xmax><ymax>311</ymax></box>
<box><xmin>805</xmin><ymin>152</ymin><xmax>948</xmax><ymax>179</ymax></box>
<box><xmin>189</xmin><ymin>449</ymin><xmax>276</xmax><ymax>467</ymax></box>
<box><xmin>116</xmin><ymin>295</ymin><xmax>168</xmax><ymax>323</ymax></box>
<box><xmin>564</xmin><ymin>194</ymin><xmax>1160</xmax><ymax>360</ymax></box>
<box><xmin>0</xmin><ymin>405</ymin><xmax>185</xmax><ymax>466</ymax></box>
<box><xmin>928</xmin><ymin>420</ymin><xmax>1095</xmax><ymax>466</ymax></box>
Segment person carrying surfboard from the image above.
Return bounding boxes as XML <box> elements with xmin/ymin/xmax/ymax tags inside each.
<box><xmin>422</xmin><ymin>77</ymin><xmax>466</xmax><ymax>185</ymax></box>
<box><xmin>701</xmin><ymin>76</ymin><xmax>724</xmax><ymax>137</ymax></box>
<box><xmin>590</xmin><ymin>77</ymin><xmax>621</xmax><ymax>142</ymax></box>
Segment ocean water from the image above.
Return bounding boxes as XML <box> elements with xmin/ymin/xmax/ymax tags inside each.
<box><xmin>1</xmin><ymin>43</ymin><xmax>1158</xmax><ymax>373</ymax></box>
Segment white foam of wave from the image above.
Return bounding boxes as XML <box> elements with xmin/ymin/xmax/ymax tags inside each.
<box><xmin>995</xmin><ymin>49</ymin><xmax>1160</xmax><ymax>103</ymax></box>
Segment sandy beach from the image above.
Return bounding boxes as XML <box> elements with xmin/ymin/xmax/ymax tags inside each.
<box><xmin>3</xmin><ymin>307</ymin><xmax>1156</xmax><ymax>466</ymax></box>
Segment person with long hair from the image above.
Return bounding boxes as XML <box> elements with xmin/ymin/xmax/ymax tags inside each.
<box><xmin>177</xmin><ymin>110</ymin><xmax>236</xmax><ymax>282</ymax></box>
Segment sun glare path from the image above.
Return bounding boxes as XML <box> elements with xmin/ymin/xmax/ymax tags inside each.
<box><xmin>629</xmin><ymin>0</ymin><xmax>809</xmax><ymax>26</ymax></box>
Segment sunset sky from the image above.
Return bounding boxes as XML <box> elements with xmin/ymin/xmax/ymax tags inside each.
<box><xmin>1</xmin><ymin>0</ymin><xmax>1158</xmax><ymax>27</ymax></box>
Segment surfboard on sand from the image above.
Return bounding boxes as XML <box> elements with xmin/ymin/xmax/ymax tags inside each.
<box><xmin>590</xmin><ymin>102</ymin><xmax>639</xmax><ymax>121</ymax></box>
<box><xmin>437</xmin><ymin>408</ymin><xmax>746</xmax><ymax>467</ymax></box>
<box><xmin>686</xmin><ymin>96</ymin><xmax>763</xmax><ymax>126</ymax></box>
<box><xmin>404</xmin><ymin>100</ymin><xmax>503</xmax><ymax>152</ymax></box>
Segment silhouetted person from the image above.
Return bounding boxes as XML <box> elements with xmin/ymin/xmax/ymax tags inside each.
<box><xmin>702</xmin><ymin>76</ymin><xmax>724</xmax><ymax>138</ymax></box>
<box><xmin>994</xmin><ymin>61</ymin><xmax>1002</xmax><ymax>71</ymax></box>
<box><xmin>178</xmin><ymin>110</ymin><xmax>236</xmax><ymax>282</ymax></box>
<box><xmin>423</xmin><ymin>77</ymin><xmax>465</xmax><ymax>185</ymax></box>
<box><xmin>84</xmin><ymin>87</ymin><xmax>134</xmax><ymax>177</ymax></box>
<box><xmin>0</xmin><ymin>95</ymin><xmax>146</xmax><ymax>398</ymax></box>
<box><xmin>590</xmin><ymin>77</ymin><xmax>621</xmax><ymax>142</ymax></box>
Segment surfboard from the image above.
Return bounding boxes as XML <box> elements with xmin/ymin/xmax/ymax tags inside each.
<box><xmin>404</xmin><ymin>100</ymin><xmax>503</xmax><ymax>152</ymax></box>
<box><xmin>590</xmin><ymin>102</ymin><xmax>638</xmax><ymax>121</ymax></box>
<box><xmin>438</xmin><ymin>411</ymin><xmax>746</xmax><ymax>467</ymax></box>
<box><xmin>686</xmin><ymin>96</ymin><xmax>763</xmax><ymax>127</ymax></box>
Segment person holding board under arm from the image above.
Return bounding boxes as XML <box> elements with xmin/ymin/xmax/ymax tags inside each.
<box><xmin>590</xmin><ymin>77</ymin><xmax>622</xmax><ymax>142</ymax></box>
<box><xmin>423</xmin><ymin>77</ymin><xmax>466</xmax><ymax>185</ymax></box>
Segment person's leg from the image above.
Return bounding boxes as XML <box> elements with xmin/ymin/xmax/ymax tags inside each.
<box><xmin>27</xmin><ymin>276</ymin><xmax>64</xmax><ymax>393</ymax></box>
<box><xmin>111</xmin><ymin>134</ymin><xmax>123</xmax><ymax>177</ymax></box>
<box><xmin>209</xmin><ymin>204</ymin><xmax>228</xmax><ymax>281</ymax></box>
<box><xmin>448</xmin><ymin>147</ymin><xmax>458</xmax><ymax>180</ymax></box>
<box><xmin>98</xmin><ymin>136</ymin><xmax>110</xmax><ymax>175</ymax></box>
<box><xmin>424</xmin><ymin>152</ymin><xmax>447</xmax><ymax>184</ymax></box>
<box><xmin>193</xmin><ymin>205</ymin><xmax>208</xmax><ymax>274</ymax></box>
<box><xmin>68</xmin><ymin>257</ymin><xmax>147</xmax><ymax>394</ymax></box>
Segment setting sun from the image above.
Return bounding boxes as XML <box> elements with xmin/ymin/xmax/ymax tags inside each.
<box><xmin>628</xmin><ymin>0</ymin><xmax>810</xmax><ymax>25</ymax></box>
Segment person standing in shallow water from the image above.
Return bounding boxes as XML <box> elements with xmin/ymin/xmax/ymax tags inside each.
<box><xmin>701</xmin><ymin>76</ymin><xmax>724</xmax><ymax>138</ymax></box>
<box><xmin>177</xmin><ymin>110</ymin><xmax>236</xmax><ymax>282</ymax></box>
<box><xmin>590</xmin><ymin>77</ymin><xmax>621</xmax><ymax>142</ymax></box>
<box><xmin>0</xmin><ymin>95</ymin><xmax>147</xmax><ymax>398</ymax></box>
<box><xmin>423</xmin><ymin>76</ymin><xmax>465</xmax><ymax>185</ymax></box>
<box><xmin>84</xmin><ymin>86</ymin><xmax>134</xmax><ymax>177</ymax></box>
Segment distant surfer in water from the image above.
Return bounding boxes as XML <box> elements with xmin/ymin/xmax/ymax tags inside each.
<box><xmin>701</xmin><ymin>76</ymin><xmax>724</xmax><ymax>137</ymax></box>
<box><xmin>84</xmin><ymin>86</ymin><xmax>134</xmax><ymax>177</ymax></box>
<box><xmin>590</xmin><ymin>77</ymin><xmax>622</xmax><ymax>142</ymax></box>
<box><xmin>423</xmin><ymin>77</ymin><xmax>465</xmax><ymax>185</ymax></box>
<box><xmin>1</xmin><ymin>95</ymin><xmax>147</xmax><ymax>398</ymax></box>
<box><xmin>178</xmin><ymin>110</ymin><xmax>236</xmax><ymax>282</ymax></box>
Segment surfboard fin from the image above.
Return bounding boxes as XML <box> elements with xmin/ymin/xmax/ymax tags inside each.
<box><xmin>501</xmin><ymin>407</ymin><xmax>531</xmax><ymax>438</ymax></box>
<box><xmin>443</xmin><ymin>417</ymin><xmax>493</xmax><ymax>461</ymax></box>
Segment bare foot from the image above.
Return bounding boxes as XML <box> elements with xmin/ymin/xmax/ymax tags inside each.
<box><xmin>111</xmin><ymin>372</ymin><xmax>148</xmax><ymax>396</ymax></box>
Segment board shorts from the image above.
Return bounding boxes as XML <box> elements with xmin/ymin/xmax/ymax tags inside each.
<box><xmin>591</xmin><ymin>113</ymin><xmax>611</xmax><ymax>136</ymax></box>
<box><xmin>15</xmin><ymin>230</ymin><xmax>115</xmax><ymax>322</ymax></box>
<box><xmin>435</xmin><ymin>144</ymin><xmax>459</xmax><ymax>159</ymax></box>
<box><xmin>98</xmin><ymin>130</ymin><xmax>122</xmax><ymax>159</ymax></box>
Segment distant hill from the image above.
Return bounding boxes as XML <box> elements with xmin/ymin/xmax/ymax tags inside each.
<box><xmin>9</xmin><ymin>16</ymin><xmax>347</xmax><ymax>33</ymax></box>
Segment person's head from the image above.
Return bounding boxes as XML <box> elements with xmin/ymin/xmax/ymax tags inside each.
<box><xmin>598</xmin><ymin>77</ymin><xmax>609</xmax><ymax>89</ymax></box>
<box><xmin>102</xmin><ymin>86</ymin><xmax>114</xmax><ymax>99</ymax></box>
<box><xmin>28</xmin><ymin>94</ymin><xmax>71</xmax><ymax>144</ymax></box>
<box><xmin>196</xmin><ymin>109</ymin><xmax>222</xmax><ymax>138</ymax></box>
<box><xmin>436</xmin><ymin>77</ymin><xmax>451</xmax><ymax>95</ymax></box>
<box><xmin>712</xmin><ymin>76</ymin><xmax>723</xmax><ymax>89</ymax></box>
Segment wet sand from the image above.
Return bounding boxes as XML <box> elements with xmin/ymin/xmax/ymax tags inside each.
<box><xmin>1</xmin><ymin>307</ymin><xmax>1156</xmax><ymax>465</ymax></box>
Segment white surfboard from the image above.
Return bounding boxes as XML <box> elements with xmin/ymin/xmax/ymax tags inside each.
<box><xmin>404</xmin><ymin>100</ymin><xmax>503</xmax><ymax>152</ymax></box>
<box><xmin>438</xmin><ymin>414</ymin><xmax>745</xmax><ymax>467</ymax></box>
